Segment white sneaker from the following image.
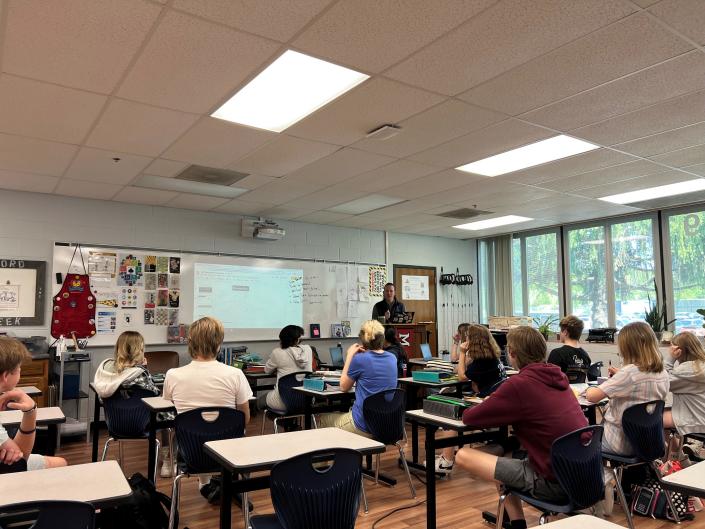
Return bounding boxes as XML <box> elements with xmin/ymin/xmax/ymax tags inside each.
<box><xmin>160</xmin><ymin>448</ymin><xmax>173</xmax><ymax>478</ymax></box>
<box><xmin>433</xmin><ymin>455</ymin><xmax>454</xmax><ymax>475</ymax></box>
<box><xmin>603</xmin><ymin>471</ymin><xmax>615</xmax><ymax>516</ymax></box>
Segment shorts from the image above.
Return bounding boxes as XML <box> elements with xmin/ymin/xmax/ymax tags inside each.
<box><xmin>27</xmin><ymin>454</ymin><xmax>46</xmax><ymax>471</ymax></box>
<box><xmin>494</xmin><ymin>457</ymin><xmax>567</xmax><ymax>502</ymax></box>
<box><xmin>317</xmin><ymin>411</ymin><xmax>373</xmax><ymax>439</ymax></box>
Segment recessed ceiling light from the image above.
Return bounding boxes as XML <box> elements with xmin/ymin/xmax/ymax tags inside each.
<box><xmin>134</xmin><ymin>174</ymin><xmax>247</xmax><ymax>199</ymax></box>
<box><xmin>453</xmin><ymin>215</ymin><xmax>533</xmax><ymax>231</ymax></box>
<box><xmin>211</xmin><ymin>50</ymin><xmax>369</xmax><ymax>133</ymax></box>
<box><xmin>455</xmin><ymin>135</ymin><xmax>599</xmax><ymax>176</ymax></box>
<box><xmin>328</xmin><ymin>194</ymin><xmax>405</xmax><ymax>214</ymax></box>
<box><xmin>599</xmin><ymin>178</ymin><xmax>705</xmax><ymax>204</ymax></box>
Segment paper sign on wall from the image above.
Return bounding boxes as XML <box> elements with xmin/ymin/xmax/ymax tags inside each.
<box><xmin>402</xmin><ymin>275</ymin><xmax>429</xmax><ymax>300</ymax></box>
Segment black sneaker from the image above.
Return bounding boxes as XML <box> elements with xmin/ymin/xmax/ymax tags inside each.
<box><xmin>482</xmin><ymin>511</ymin><xmax>513</xmax><ymax>529</ymax></box>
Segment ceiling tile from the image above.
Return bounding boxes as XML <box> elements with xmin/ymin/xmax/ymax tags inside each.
<box><xmin>237</xmin><ymin>178</ymin><xmax>312</xmax><ymax>205</ymax></box>
<box><xmin>213</xmin><ymin>199</ymin><xmax>271</xmax><ymax>215</ymax></box>
<box><xmin>0</xmin><ymin>169</ymin><xmax>59</xmax><ymax>194</ymax></box>
<box><xmin>650</xmin><ymin>0</ymin><xmax>705</xmax><ymax>45</ymax></box>
<box><xmin>295</xmin><ymin>211</ymin><xmax>355</xmax><ymax>225</ymax></box>
<box><xmin>64</xmin><ymin>147</ymin><xmax>152</xmax><ymax>185</ymax></box>
<box><xmin>337</xmin><ymin>160</ymin><xmax>439</xmax><ymax>193</ymax></box>
<box><xmin>162</xmin><ymin>118</ymin><xmax>275</xmax><ymax>168</ymax></box>
<box><xmin>86</xmin><ymin>99</ymin><xmax>199</xmax><ymax>157</ymax></box>
<box><xmin>632</xmin><ymin>0</ymin><xmax>659</xmax><ymax>6</ymax></box>
<box><xmin>381</xmin><ymin>169</ymin><xmax>490</xmax><ymax>201</ymax></box>
<box><xmin>165</xmin><ymin>193</ymin><xmax>230</xmax><ymax>211</ymax></box>
<box><xmin>235</xmin><ymin>174</ymin><xmax>278</xmax><ymax>190</ymax></box>
<box><xmin>502</xmin><ymin>148</ymin><xmax>638</xmax><ymax>185</ymax></box>
<box><xmin>533</xmin><ymin>159</ymin><xmax>665</xmax><ymax>191</ymax></box>
<box><xmin>573</xmin><ymin>169</ymin><xmax>695</xmax><ymax>198</ymax></box>
<box><xmin>459</xmin><ymin>12</ymin><xmax>690</xmax><ymax>115</ymax></box>
<box><xmin>353</xmin><ymin>99</ymin><xmax>505</xmax><ymax>158</ymax></box>
<box><xmin>293</xmin><ymin>0</ymin><xmax>497</xmax><ymax>73</ymax></box>
<box><xmin>0</xmin><ymin>133</ymin><xmax>78</xmax><ymax>176</ymax></box>
<box><xmin>229</xmin><ymin>135</ymin><xmax>339</xmax><ymax>177</ymax></box>
<box><xmin>143</xmin><ymin>159</ymin><xmax>189</xmax><ymax>178</ymax></box>
<box><xmin>386</xmin><ymin>0</ymin><xmax>636</xmax><ymax>95</ymax></box>
<box><xmin>2</xmin><ymin>0</ymin><xmax>162</xmax><ymax>93</ymax></box>
<box><xmin>571</xmin><ymin>87</ymin><xmax>705</xmax><ymax>146</ymax></box>
<box><xmin>613</xmin><ymin>121</ymin><xmax>705</xmax><ymax>157</ymax></box>
<box><xmin>680</xmin><ymin>163</ymin><xmax>705</xmax><ymax>177</ymax></box>
<box><xmin>257</xmin><ymin>205</ymin><xmax>313</xmax><ymax>220</ymax></box>
<box><xmin>523</xmin><ymin>51</ymin><xmax>705</xmax><ymax>131</ymax></box>
<box><xmin>112</xmin><ymin>186</ymin><xmax>179</xmax><ymax>205</ymax></box>
<box><xmin>117</xmin><ymin>10</ymin><xmax>279</xmax><ymax>113</ymax></box>
<box><xmin>286</xmin><ymin>148</ymin><xmax>395</xmax><ymax>186</ymax></box>
<box><xmin>0</xmin><ymin>75</ymin><xmax>107</xmax><ymax>144</ymax></box>
<box><xmin>650</xmin><ymin>143</ymin><xmax>705</xmax><ymax>167</ymax></box>
<box><xmin>286</xmin><ymin>78</ymin><xmax>443</xmax><ymax>146</ymax></box>
<box><xmin>172</xmin><ymin>0</ymin><xmax>331</xmax><ymax>42</ymax></box>
<box><xmin>54</xmin><ymin>178</ymin><xmax>122</xmax><ymax>200</ymax></box>
<box><xmin>293</xmin><ymin>188</ymin><xmax>366</xmax><ymax>210</ymax></box>
<box><xmin>409</xmin><ymin>119</ymin><xmax>553</xmax><ymax>169</ymax></box>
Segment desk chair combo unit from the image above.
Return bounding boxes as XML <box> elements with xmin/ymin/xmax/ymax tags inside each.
<box><xmin>0</xmin><ymin>501</ymin><xmax>95</xmax><ymax>529</ymax></box>
<box><xmin>261</xmin><ymin>371</ymin><xmax>317</xmax><ymax>434</ymax></box>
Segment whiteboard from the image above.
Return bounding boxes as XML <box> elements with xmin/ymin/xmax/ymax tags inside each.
<box><xmin>52</xmin><ymin>243</ymin><xmax>385</xmax><ymax>345</ymax></box>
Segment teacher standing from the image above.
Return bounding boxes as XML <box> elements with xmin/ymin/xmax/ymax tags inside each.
<box><xmin>371</xmin><ymin>282</ymin><xmax>406</xmax><ymax>323</ymax></box>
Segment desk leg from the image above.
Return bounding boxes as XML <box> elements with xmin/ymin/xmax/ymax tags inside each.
<box><xmin>147</xmin><ymin>410</ymin><xmax>157</xmax><ymax>483</ymax></box>
<box><xmin>91</xmin><ymin>396</ymin><xmax>100</xmax><ymax>462</ymax></box>
<box><xmin>586</xmin><ymin>406</ymin><xmax>597</xmax><ymax>426</ymax></box>
<box><xmin>46</xmin><ymin>424</ymin><xmax>57</xmax><ymax>456</ymax></box>
<box><xmin>411</xmin><ymin>421</ymin><xmax>419</xmax><ymax>463</ymax></box>
<box><xmin>304</xmin><ymin>396</ymin><xmax>312</xmax><ymax>430</ymax></box>
<box><xmin>425</xmin><ymin>424</ymin><xmax>439</xmax><ymax>529</ymax></box>
<box><xmin>220</xmin><ymin>467</ymin><xmax>232</xmax><ymax>529</ymax></box>
<box><xmin>250</xmin><ymin>379</ymin><xmax>258</xmax><ymax>417</ymax></box>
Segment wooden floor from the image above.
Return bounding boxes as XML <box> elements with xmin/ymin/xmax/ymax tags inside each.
<box><xmin>57</xmin><ymin>416</ymin><xmax>704</xmax><ymax>529</ymax></box>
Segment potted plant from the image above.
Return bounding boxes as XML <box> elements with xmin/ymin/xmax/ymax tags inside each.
<box><xmin>533</xmin><ymin>315</ymin><xmax>560</xmax><ymax>340</ymax></box>
<box><xmin>644</xmin><ymin>280</ymin><xmax>676</xmax><ymax>341</ymax></box>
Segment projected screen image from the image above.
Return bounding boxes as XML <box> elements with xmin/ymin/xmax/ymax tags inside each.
<box><xmin>194</xmin><ymin>263</ymin><xmax>303</xmax><ymax>329</ymax></box>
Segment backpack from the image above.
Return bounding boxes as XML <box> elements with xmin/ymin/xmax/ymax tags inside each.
<box><xmin>96</xmin><ymin>473</ymin><xmax>176</xmax><ymax>529</ymax></box>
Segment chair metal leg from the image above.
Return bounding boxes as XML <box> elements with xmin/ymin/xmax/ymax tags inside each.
<box><xmin>154</xmin><ymin>439</ymin><xmax>161</xmax><ymax>483</ymax></box>
<box><xmin>101</xmin><ymin>438</ymin><xmax>113</xmax><ymax>462</ymax></box>
<box><xmin>261</xmin><ymin>410</ymin><xmax>268</xmax><ymax>435</ymax></box>
<box><xmin>397</xmin><ymin>443</ymin><xmax>416</xmax><ymax>498</ymax></box>
<box><xmin>118</xmin><ymin>440</ymin><xmax>124</xmax><ymax>469</ymax></box>
<box><xmin>273</xmin><ymin>417</ymin><xmax>279</xmax><ymax>434</ymax></box>
<box><xmin>243</xmin><ymin>473</ymin><xmax>251</xmax><ymax>529</ymax></box>
<box><xmin>496</xmin><ymin>491</ymin><xmax>508</xmax><ymax>529</ymax></box>
<box><xmin>375</xmin><ymin>453</ymin><xmax>380</xmax><ymax>484</ymax></box>
<box><xmin>168</xmin><ymin>429</ymin><xmax>175</xmax><ymax>476</ymax></box>
<box><xmin>612</xmin><ymin>466</ymin><xmax>635</xmax><ymax>529</ymax></box>
<box><xmin>652</xmin><ymin>462</ymin><xmax>681</xmax><ymax>524</ymax></box>
<box><xmin>168</xmin><ymin>472</ymin><xmax>184</xmax><ymax>529</ymax></box>
<box><xmin>360</xmin><ymin>475</ymin><xmax>369</xmax><ymax>514</ymax></box>
<box><xmin>312</xmin><ymin>415</ymin><xmax>318</xmax><ymax>429</ymax></box>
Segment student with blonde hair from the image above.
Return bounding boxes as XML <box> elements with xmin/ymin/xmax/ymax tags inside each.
<box><xmin>318</xmin><ymin>320</ymin><xmax>397</xmax><ymax>437</ymax></box>
<box><xmin>663</xmin><ymin>331</ymin><xmax>705</xmax><ymax>437</ymax></box>
<box><xmin>586</xmin><ymin>321</ymin><xmax>669</xmax><ymax>455</ymax></box>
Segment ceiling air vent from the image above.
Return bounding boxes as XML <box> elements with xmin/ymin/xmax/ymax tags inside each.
<box><xmin>175</xmin><ymin>165</ymin><xmax>249</xmax><ymax>186</ymax></box>
<box><xmin>436</xmin><ymin>208</ymin><xmax>492</xmax><ymax>219</ymax></box>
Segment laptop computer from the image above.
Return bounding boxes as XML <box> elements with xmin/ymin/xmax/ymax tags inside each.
<box><xmin>390</xmin><ymin>311</ymin><xmax>415</xmax><ymax>324</ymax></box>
<box><xmin>420</xmin><ymin>343</ymin><xmax>433</xmax><ymax>361</ymax></box>
<box><xmin>328</xmin><ymin>346</ymin><xmax>344</xmax><ymax>368</ymax></box>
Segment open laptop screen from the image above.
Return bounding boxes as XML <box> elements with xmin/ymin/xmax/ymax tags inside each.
<box><xmin>420</xmin><ymin>343</ymin><xmax>432</xmax><ymax>360</ymax></box>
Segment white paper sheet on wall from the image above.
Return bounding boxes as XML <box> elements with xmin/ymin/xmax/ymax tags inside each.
<box><xmin>402</xmin><ymin>275</ymin><xmax>429</xmax><ymax>300</ymax></box>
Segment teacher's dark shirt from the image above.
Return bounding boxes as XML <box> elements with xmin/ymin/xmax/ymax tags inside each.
<box><xmin>372</xmin><ymin>298</ymin><xmax>406</xmax><ymax>322</ymax></box>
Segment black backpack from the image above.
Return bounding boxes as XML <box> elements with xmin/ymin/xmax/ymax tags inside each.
<box><xmin>97</xmin><ymin>473</ymin><xmax>176</xmax><ymax>529</ymax></box>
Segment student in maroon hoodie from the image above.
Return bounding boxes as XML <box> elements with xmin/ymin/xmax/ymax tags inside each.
<box><xmin>454</xmin><ymin>326</ymin><xmax>587</xmax><ymax>529</ymax></box>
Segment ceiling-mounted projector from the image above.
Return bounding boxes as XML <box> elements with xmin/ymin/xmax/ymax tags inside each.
<box><xmin>242</xmin><ymin>218</ymin><xmax>286</xmax><ymax>241</ymax></box>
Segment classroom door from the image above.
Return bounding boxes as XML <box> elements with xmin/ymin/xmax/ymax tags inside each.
<box><xmin>393</xmin><ymin>265</ymin><xmax>438</xmax><ymax>355</ymax></box>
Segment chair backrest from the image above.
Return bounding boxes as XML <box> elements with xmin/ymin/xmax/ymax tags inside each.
<box><xmin>566</xmin><ymin>367</ymin><xmax>588</xmax><ymax>384</ymax></box>
<box><xmin>551</xmin><ymin>425</ymin><xmax>604</xmax><ymax>509</ymax></box>
<box><xmin>175</xmin><ymin>407</ymin><xmax>245</xmax><ymax>474</ymax></box>
<box><xmin>587</xmin><ymin>361</ymin><xmax>603</xmax><ymax>381</ymax></box>
<box><xmin>277</xmin><ymin>371</ymin><xmax>312</xmax><ymax>414</ymax></box>
<box><xmin>144</xmin><ymin>350</ymin><xmax>179</xmax><ymax>374</ymax></box>
<box><xmin>0</xmin><ymin>500</ymin><xmax>95</xmax><ymax>529</ymax></box>
<box><xmin>362</xmin><ymin>389</ymin><xmax>406</xmax><ymax>445</ymax></box>
<box><xmin>622</xmin><ymin>400</ymin><xmax>666</xmax><ymax>461</ymax></box>
<box><xmin>269</xmin><ymin>448</ymin><xmax>361</xmax><ymax>529</ymax></box>
<box><xmin>102</xmin><ymin>387</ymin><xmax>156</xmax><ymax>439</ymax></box>
<box><xmin>0</xmin><ymin>459</ymin><xmax>27</xmax><ymax>474</ymax></box>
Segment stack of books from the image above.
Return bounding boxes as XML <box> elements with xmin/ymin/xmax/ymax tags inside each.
<box><xmin>424</xmin><ymin>359</ymin><xmax>455</xmax><ymax>374</ymax></box>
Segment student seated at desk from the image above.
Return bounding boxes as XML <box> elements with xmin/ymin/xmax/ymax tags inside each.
<box><xmin>318</xmin><ymin>320</ymin><xmax>397</xmax><ymax>438</ymax></box>
<box><xmin>163</xmin><ymin>316</ymin><xmax>253</xmax><ymax>501</ymax></box>
<box><xmin>93</xmin><ymin>331</ymin><xmax>174</xmax><ymax>477</ymax></box>
<box><xmin>257</xmin><ymin>325</ymin><xmax>313</xmax><ymax>413</ymax></box>
<box><xmin>548</xmin><ymin>315</ymin><xmax>592</xmax><ymax>380</ymax></box>
<box><xmin>384</xmin><ymin>326</ymin><xmax>407</xmax><ymax>378</ymax></box>
<box><xmin>450</xmin><ymin>322</ymin><xmax>470</xmax><ymax>362</ymax></box>
<box><xmin>0</xmin><ymin>337</ymin><xmax>66</xmax><ymax>471</ymax></box>
<box><xmin>454</xmin><ymin>327</ymin><xmax>587</xmax><ymax>529</ymax></box>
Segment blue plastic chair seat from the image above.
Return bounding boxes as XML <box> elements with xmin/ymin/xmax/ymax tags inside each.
<box><xmin>508</xmin><ymin>490</ymin><xmax>573</xmax><ymax>514</ymax></box>
<box><xmin>602</xmin><ymin>452</ymin><xmax>640</xmax><ymax>465</ymax></box>
<box><xmin>249</xmin><ymin>514</ymin><xmax>283</xmax><ymax>529</ymax></box>
<box><xmin>0</xmin><ymin>500</ymin><xmax>95</xmax><ymax>529</ymax></box>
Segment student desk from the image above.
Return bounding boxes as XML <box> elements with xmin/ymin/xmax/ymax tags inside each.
<box><xmin>292</xmin><ymin>386</ymin><xmax>355</xmax><ymax>430</ymax></box>
<box><xmin>661</xmin><ymin>460</ymin><xmax>705</xmax><ymax>497</ymax></box>
<box><xmin>533</xmin><ymin>514</ymin><xmax>626</xmax><ymax>528</ymax></box>
<box><xmin>405</xmin><ymin>409</ymin><xmax>507</xmax><ymax>529</ymax></box>
<box><xmin>204</xmin><ymin>427</ymin><xmax>385</xmax><ymax>529</ymax></box>
<box><xmin>17</xmin><ymin>385</ymin><xmax>42</xmax><ymax>396</ymax></box>
<box><xmin>142</xmin><ymin>396</ymin><xmax>176</xmax><ymax>483</ymax></box>
<box><xmin>0</xmin><ymin>406</ymin><xmax>65</xmax><ymax>456</ymax></box>
<box><xmin>0</xmin><ymin>460</ymin><xmax>131</xmax><ymax>509</ymax></box>
<box><xmin>397</xmin><ymin>376</ymin><xmax>471</xmax><ymax>409</ymax></box>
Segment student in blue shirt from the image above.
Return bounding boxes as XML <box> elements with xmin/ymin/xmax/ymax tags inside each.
<box><xmin>318</xmin><ymin>320</ymin><xmax>397</xmax><ymax>437</ymax></box>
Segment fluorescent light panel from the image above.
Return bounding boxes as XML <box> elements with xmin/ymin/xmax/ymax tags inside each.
<box><xmin>211</xmin><ymin>50</ymin><xmax>369</xmax><ymax>132</ymax></box>
<box><xmin>599</xmin><ymin>178</ymin><xmax>705</xmax><ymax>204</ymax></box>
<box><xmin>453</xmin><ymin>215</ymin><xmax>533</xmax><ymax>231</ymax></box>
<box><xmin>134</xmin><ymin>174</ymin><xmax>247</xmax><ymax>199</ymax></box>
<box><xmin>456</xmin><ymin>135</ymin><xmax>599</xmax><ymax>176</ymax></box>
<box><xmin>328</xmin><ymin>194</ymin><xmax>405</xmax><ymax>214</ymax></box>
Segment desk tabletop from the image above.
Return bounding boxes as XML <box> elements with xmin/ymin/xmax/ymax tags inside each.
<box><xmin>141</xmin><ymin>396</ymin><xmax>176</xmax><ymax>411</ymax></box>
<box><xmin>205</xmin><ymin>427</ymin><xmax>384</xmax><ymax>472</ymax></box>
<box><xmin>0</xmin><ymin>406</ymin><xmax>65</xmax><ymax>427</ymax></box>
<box><xmin>405</xmin><ymin>409</ymin><xmax>469</xmax><ymax>430</ymax></box>
<box><xmin>244</xmin><ymin>371</ymin><xmax>273</xmax><ymax>379</ymax></box>
<box><xmin>662</xmin><ymin>460</ymin><xmax>705</xmax><ymax>492</ymax></box>
<box><xmin>0</xmin><ymin>461</ymin><xmax>131</xmax><ymax>508</ymax></box>
<box><xmin>398</xmin><ymin>376</ymin><xmax>468</xmax><ymax>388</ymax></box>
<box><xmin>18</xmin><ymin>386</ymin><xmax>42</xmax><ymax>396</ymax></box>
<box><xmin>531</xmin><ymin>515</ymin><xmax>626</xmax><ymax>528</ymax></box>
<box><xmin>293</xmin><ymin>386</ymin><xmax>353</xmax><ymax>397</ymax></box>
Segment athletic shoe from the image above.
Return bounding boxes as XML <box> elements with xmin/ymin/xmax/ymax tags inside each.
<box><xmin>424</xmin><ymin>455</ymin><xmax>454</xmax><ymax>475</ymax></box>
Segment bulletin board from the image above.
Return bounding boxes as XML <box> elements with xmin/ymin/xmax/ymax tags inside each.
<box><xmin>53</xmin><ymin>243</ymin><xmax>385</xmax><ymax>345</ymax></box>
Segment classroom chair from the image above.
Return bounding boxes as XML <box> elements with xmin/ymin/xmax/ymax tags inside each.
<box><xmin>168</xmin><ymin>407</ymin><xmax>246</xmax><ymax>529</ymax></box>
<box><xmin>565</xmin><ymin>367</ymin><xmax>589</xmax><ymax>384</ymax></box>
<box><xmin>261</xmin><ymin>371</ymin><xmax>317</xmax><ymax>434</ymax></box>
<box><xmin>145</xmin><ymin>350</ymin><xmax>179</xmax><ymax>375</ymax></box>
<box><xmin>0</xmin><ymin>458</ymin><xmax>27</xmax><ymax>474</ymax></box>
<box><xmin>101</xmin><ymin>387</ymin><xmax>164</xmax><ymax>479</ymax></box>
<box><xmin>683</xmin><ymin>432</ymin><xmax>705</xmax><ymax>462</ymax></box>
<box><xmin>602</xmin><ymin>400</ymin><xmax>680</xmax><ymax>529</ymax></box>
<box><xmin>362</xmin><ymin>388</ymin><xmax>416</xmax><ymax>499</ymax></box>
<box><xmin>249</xmin><ymin>448</ymin><xmax>362</xmax><ymax>529</ymax></box>
<box><xmin>495</xmin><ymin>425</ymin><xmax>604</xmax><ymax>527</ymax></box>
<box><xmin>0</xmin><ymin>500</ymin><xmax>95</xmax><ymax>529</ymax></box>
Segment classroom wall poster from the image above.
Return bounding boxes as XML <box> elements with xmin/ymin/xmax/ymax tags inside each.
<box><xmin>88</xmin><ymin>251</ymin><xmax>117</xmax><ymax>283</ymax></box>
<box><xmin>0</xmin><ymin>285</ymin><xmax>19</xmax><ymax>311</ymax></box>
<box><xmin>117</xmin><ymin>254</ymin><xmax>143</xmax><ymax>286</ymax></box>
<box><xmin>96</xmin><ymin>310</ymin><xmax>117</xmax><ymax>334</ymax></box>
<box><xmin>402</xmin><ymin>275</ymin><xmax>429</xmax><ymax>300</ymax></box>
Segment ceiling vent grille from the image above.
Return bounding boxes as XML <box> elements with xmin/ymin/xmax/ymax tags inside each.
<box><xmin>175</xmin><ymin>165</ymin><xmax>249</xmax><ymax>186</ymax></box>
<box><xmin>436</xmin><ymin>208</ymin><xmax>492</xmax><ymax>219</ymax></box>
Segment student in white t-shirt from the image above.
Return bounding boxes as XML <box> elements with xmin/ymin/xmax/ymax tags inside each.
<box><xmin>163</xmin><ymin>316</ymin><xmax>253</xmax><ymax>501</ymax></box>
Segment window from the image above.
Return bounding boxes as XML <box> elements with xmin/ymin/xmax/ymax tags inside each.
<box><xmin>567</xmin><ymin>226</ymin><xmax>608</xmax><ymax>329</ymax></box>
<box><xmin>512</xmin><ymin>231</ymin><xmax>561</xmax><ymax>326</ymax></box>
<box><xmin>667</xmin><ymin>210</ymin><xmax>705</xmax><ymax>336</ymax></box>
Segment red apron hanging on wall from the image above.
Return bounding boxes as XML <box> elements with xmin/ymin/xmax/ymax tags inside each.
<box><xmin>50</xmin><ymin>246</ymin><xmax>96</xmax><ymax>339</ymax></box>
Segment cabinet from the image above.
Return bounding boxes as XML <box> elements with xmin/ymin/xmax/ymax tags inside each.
<box><xmin>19</xmin><ymin>357</ymin><xmax>48</xmax><ymax>408</ymax></box>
